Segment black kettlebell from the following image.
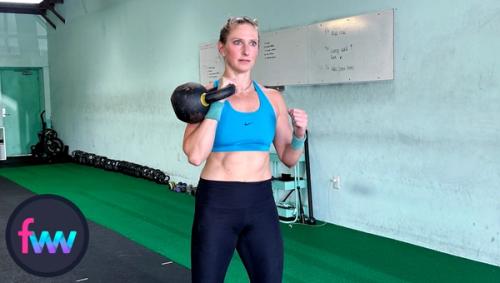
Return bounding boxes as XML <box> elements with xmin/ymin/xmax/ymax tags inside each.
<box><xmin>170</xmin><ymin>82</ymin><xmax>236</xmax><ymax>123</ymax></box>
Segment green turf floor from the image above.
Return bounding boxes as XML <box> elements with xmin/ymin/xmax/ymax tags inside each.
<box><xmin>1</xmin><ymin>163</ymin><xmax>499</xmax><ymax>282</ymax></box>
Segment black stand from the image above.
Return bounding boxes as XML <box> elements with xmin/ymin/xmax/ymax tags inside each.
<box><xmin>303</xmin><ymin>130</ymin><xmax>316</xmax><ymax>225</ymax></box>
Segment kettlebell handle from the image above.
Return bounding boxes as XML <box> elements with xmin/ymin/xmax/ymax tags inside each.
<box><xmin>201</xmin><ymin>84</ymin><xmax>236</xmax><ymax>106</ymax></box>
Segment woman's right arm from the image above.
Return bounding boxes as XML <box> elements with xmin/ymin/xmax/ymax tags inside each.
<box><xmin>182</xmin><ymin>80</ymin><xmax>230</xmax><ymax>166</ymax></box>
<box><xmin>182</xmin><ymin>120</ymin><xmax>218</xmax><ymax>166</ymax></box>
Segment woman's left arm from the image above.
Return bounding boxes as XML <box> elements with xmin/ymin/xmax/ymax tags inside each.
<box><xmin>270</xmin><ymin>89</ymin><xmax>308</xmax><ymax>168</ymax></box>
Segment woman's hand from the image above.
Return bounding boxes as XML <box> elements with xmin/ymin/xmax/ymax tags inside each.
<box><xmin>217</xmin><ymin>77</ymin><xmax>237</xmax><ymax>102</ymax></box>
<box><xmin>288</xmin><ymin>108</ymin><xmax>308</xmax><ymax>138</ymax></box>
<box><xmin>219</xmin><ymin>76</ymin><xmax>236</xmax><ymax>89</ymax></box>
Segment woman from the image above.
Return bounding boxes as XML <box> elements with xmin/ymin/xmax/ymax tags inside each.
<box><xmin>183</xmin><ymin>16</ymin><xmax>308</xmax><ymax>283</ymax></box>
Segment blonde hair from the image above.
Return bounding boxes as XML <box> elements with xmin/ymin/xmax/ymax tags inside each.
<box><xmin>219</xmin><ymin>16</ymin><xmax>259</xmax><ymax>44</ymax></box>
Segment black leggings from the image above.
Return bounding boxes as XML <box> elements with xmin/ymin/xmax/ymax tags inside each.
<box><xmin>191</xmin><ymin>178</ymin><xmax>283</xmax><ymax>283</ymax></box>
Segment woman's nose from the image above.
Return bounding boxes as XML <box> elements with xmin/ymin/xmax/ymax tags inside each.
<box><xmin>242</xmin><ymin>44</ymin><xmax>249</xmax><ymax>55</ymax></box>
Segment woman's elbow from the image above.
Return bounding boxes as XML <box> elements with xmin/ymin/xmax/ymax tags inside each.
<box><xmin>184</xmin><ymin>149</ymin><xmax>205</xmax><ymax>166</ymax></box>
<box><xmin>188</xmin><ymin>156</ymin><xmax>203</xmax><ymax>166</ymax></box>
<box><xmin>283</xmin><ymin>160</ymin><xmax>297</xmax><ymax>168</ymax></box>
<box><xmin>276</xmin><ymin>151</ymin><xmax>295</xmax><ymax>168</ymax></box>
<box><xmin>279</xmin><ymin>155</ymin><xmax>296</xmax><ymax>168</ymax></box>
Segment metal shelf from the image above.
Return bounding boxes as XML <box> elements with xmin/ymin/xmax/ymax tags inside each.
<box><xmin>270</xmin><ymin>152</ymin><xmax>308</xmax><ymax>224</ymax></box>
<box><xmin>272</xmin><ymin>179</ymin><xmax>307</xmax><ymax>191</ymax></box>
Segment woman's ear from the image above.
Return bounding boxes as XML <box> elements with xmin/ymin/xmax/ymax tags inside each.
<box><xmin>217</xmin><ymin>42</ymin><xmax>226</xmax><ymax>57</ymax></box>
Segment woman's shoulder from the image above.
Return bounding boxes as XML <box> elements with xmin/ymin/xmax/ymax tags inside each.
<box><xmin>258</xmin><ymin>84</ymin><xmax>284</xmax><ymax>107</ymax></box>
<box><xmin>254</xmin><ymin>82</ymin><xmax>286</xmax><ymax>115</ymax></box>
<box><xmin>255</xmin><ymin>82</ymin><xmax>282</xmax><ymax>101</ymax></box>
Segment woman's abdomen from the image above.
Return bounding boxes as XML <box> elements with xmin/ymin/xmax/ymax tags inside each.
<box><xmin>200</xmin><ymin>151</ymin><xmax>271</xmax><ymax>181</ymax></box>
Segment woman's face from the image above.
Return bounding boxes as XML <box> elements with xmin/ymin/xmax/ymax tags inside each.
<box><xmin>219</xmin><ymin>23</ymin><xmax>259</xmax><ymax>74</ymax></box>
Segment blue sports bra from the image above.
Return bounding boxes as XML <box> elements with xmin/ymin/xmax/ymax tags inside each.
<box><xmin>212</xmin><ymin>80</ymin><xmax>276</xmax><ymax>152</ymax></box>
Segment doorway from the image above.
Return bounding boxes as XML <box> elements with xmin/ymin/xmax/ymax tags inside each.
<box><xmin>0</xmin><ymin>68</ymin><xmax>44</xmax><ymax>157</ymax></box>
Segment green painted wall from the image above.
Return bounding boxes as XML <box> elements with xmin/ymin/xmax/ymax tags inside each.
<box><xmin>48</xmin><ymin>0</ymin><xmax>499</xmax><ymax>266</ymax></box>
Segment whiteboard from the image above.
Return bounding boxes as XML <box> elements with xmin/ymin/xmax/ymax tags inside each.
<box><xmin>199</xmin><ymin>9</ymin><xmax>393</xmax><ymax>86</ymax></box>
<box><xmin>307</xmin><ymin>9</ymin><xmax>394</xmax><ymax>84</ymax></box>
<box><xmin>253</xmin><ymin>26</ymin><xmax>308</xmax><ymax>86</ymax></box>
<box><xmin>199</xmin><ymin>42</ymin><xmax>224</xmax><ymax>85</ymax></box>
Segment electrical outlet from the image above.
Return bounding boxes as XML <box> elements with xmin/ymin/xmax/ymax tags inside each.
<box><xmin>331</xmin><ymin>176</ymin><xmax>341</xmax><ymax>190</ymax></box>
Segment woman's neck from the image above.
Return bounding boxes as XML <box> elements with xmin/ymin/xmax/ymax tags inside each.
<box><xmin>221</xmin><ymin>70</ymin><xmax>253</xmax><ymax>94</ymax></box>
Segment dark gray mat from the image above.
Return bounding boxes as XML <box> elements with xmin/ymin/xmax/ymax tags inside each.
<box><xmin>0</xmin><ymin>176</ymin><xmax>191</xmax><ymax>283</ymax></box>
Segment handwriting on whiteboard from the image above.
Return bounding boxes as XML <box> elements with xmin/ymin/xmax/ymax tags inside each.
<box><xmin>322</xmin><ymin>44</ymin><xmax>354</xmax><ymax>72</ymax></box>
<box><xmin>317</xmin><ymin>24</ymin><xmax>356</xmax><ymax>73</ymax></box>
<box><xmin>262</xmin><ymin>41</ymin><xmax>277</xmax><ymax>60</ymax></box>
